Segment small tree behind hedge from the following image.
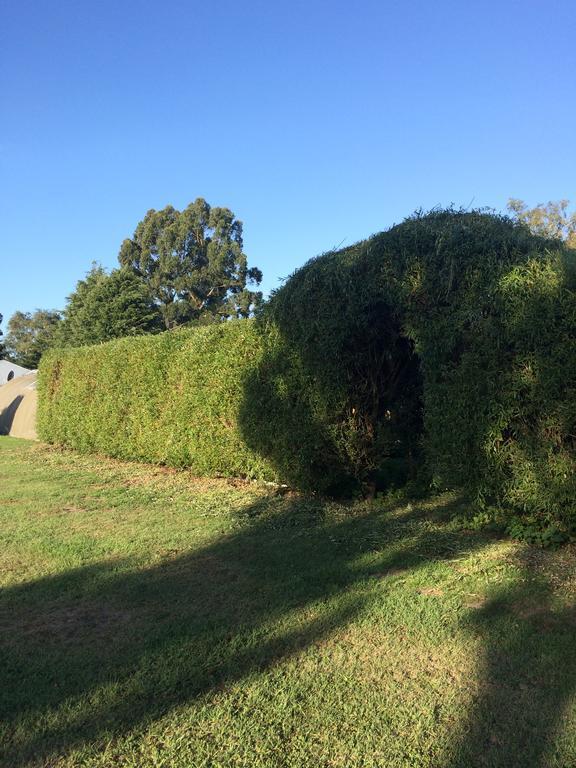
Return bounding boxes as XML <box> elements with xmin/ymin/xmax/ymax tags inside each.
<box><xmin>58</xmin><ymin>265</ymin><xmax>162</xmax><ymax>347</ymax></box>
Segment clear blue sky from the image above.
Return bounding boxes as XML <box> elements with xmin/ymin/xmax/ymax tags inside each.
<box><xmin>1</xmin><ymin>0</ymin><xmax>575</xmax><ymax>327</ymax></box>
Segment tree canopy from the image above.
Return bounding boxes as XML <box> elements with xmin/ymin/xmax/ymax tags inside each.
<box><xmin>118</xmin><ymin>198</ymin><xmax>263</xmax><ymax>328</ymax></box>
<box><xmin>507</xmin><ymin>199</ymin><xmax>576</xmax><ymax>248</ymax></box>
<box><xmin>4</xmin><ymin>309</ymin><xmax>62</xmax><ymax>369</ymax></box>
<box><xmin>58</xmin><ymin>265</ymin><xmax>162</xmax><ymax>347</ymax></box>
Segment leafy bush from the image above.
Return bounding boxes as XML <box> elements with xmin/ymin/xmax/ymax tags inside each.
<box><xmin>253</xmin><ymin>209</ymin><xmax>576</xmax><ymax>528</ymax></box>
<box><xmin>38</xmin><ymin>320</ymin><xmax>363</xmax><ymax>492</ymax></box>
<box><xmin>380</xmin><ymin>212</ymin><xmax>576</xmax><ymax>532</ymax></box>
<box><xmin>242</xmin><ymin>245</ymin><xmax>423</xmax><ymax>495</ymax></box>
<box><xmin>38</xmin><ymin>322</ymin><xmax>278</xmax><ymax>480</ymax></box>
<box><xmin>506</xmin><ymin>517</ymin><xmax>568</xmax><ymax>547</ymax></box>
<box><xmin>39</xmin><ymin>209</ymin><xmax>576</xmax><ymax>531</ymax></box>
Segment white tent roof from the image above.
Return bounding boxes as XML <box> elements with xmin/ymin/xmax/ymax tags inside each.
<box><xmin>0</xmin><ymin>360</ymin><xmax>34</xmax><ymax>386</ymax></box>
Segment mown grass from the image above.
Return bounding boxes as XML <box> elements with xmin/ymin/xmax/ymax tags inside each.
<box><xmin>1</xmin><ymin>437</ymin><xmax>576</xmax><ymax>767</ymax></box>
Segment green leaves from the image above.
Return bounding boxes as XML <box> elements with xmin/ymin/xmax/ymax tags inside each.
<box><xmin>37</xmin><ymin>208</ymin><xmax>576</xmax><ymax>526</ymax></box>
<box><xmin>118</xmin><ymin>198</ymin><xmax>263</xmax><ymax>328</ymax></box>
<box><xmin>4</xmin><ymin>309</ymin><xmax>62</xmax><ymax>368</ymax></box>
<box><xmin>38</xmin><ymin>322</ymin><xmax>278</xmax><ymax>484</ymax></box>
<box><xmin>57</xmin><ymin>265</ymin><xmax>162</xmax><ymax>347</ymax></box>
<box><xmin>255</xmin><ymin>208</ymin><xmax>576</xmax><ymax>520</ymax></box>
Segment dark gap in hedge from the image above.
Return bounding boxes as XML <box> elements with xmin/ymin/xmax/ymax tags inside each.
<box><xmin>38</xmin><ymin>209</ymin><xmax>576</xmax><ymax>534</ymax></box>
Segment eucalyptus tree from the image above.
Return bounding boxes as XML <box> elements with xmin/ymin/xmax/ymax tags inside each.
<box><xmin>118</xmin><ymin>198</ymin><xmax>263</xmax><ymax>329</ymax></box>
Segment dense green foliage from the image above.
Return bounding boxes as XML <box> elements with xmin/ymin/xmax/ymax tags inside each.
<box><xmin>380</xmin><ymin>212</ymin><xmax>575</xmax><ymax>533</ymax></box>
<box><xmin>4</xmin><ymin>309</ymin><xmax>62</xmax><ymax>368</ymax></box>
<box><xmin>119</xmin><ymin>198</ymin><xmax>263</xmax><ymax>328</ymax></box>
<box><xmin>39</xmin><ymin>319</ymin><xmax>369</xmax><ymax>492</ymax></box>
<box><xmin>508</xmin><ymin>198</ymin><xmax>576</xmax><ymax>248</ymax></box>
<box><xmin>39</xmin><ymin>322</ymin><xmax>269</xmax><ymax>477</ymax></box>
<box><xmin>39</xmin><ymin>209</ymin><xmax>576</xmax><ymax>532</ymax></box>
<box><xmin>260</xmin><ymin>209</ymin><xmax>576</xmax><ymax>529</ymax></box>
<box><xmin>57</xmin><ymin>265</ymin><xmax>162</xmax><ymax>346</ymax></box>
<box><xmin>39</xmin><ymin>320</ymin><xmax>315</xmax><ymax>487</ymax></box>
<box><xmin>246</xmin><ymin>246</ymin><xmax>422</xmax><ymax>494</ymax></box>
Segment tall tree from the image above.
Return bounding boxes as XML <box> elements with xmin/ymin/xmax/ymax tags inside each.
<box><xmin>507</xmin><ymin>198</ymin><xmax>576</xmax><ymax>248</ymax></box>
<box><xmin>4</xmin><ymin>309</ymin><xmax>62</xmax><ymax>368</ymax></box>
<box><xmin>118</xmin><ymin>198</ymin><xmax>263</xmax><ymax>328</ymax></box>
<box><xmin>58</xmin><ymin>265</ymin><xmax>162</xmax><ymax>347</ymax></box>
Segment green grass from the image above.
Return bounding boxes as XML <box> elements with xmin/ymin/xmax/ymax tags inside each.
<box><xmin>1</xmin><ymin>437</ymin><xmax>576</xmax><ymax>767</ymax></box>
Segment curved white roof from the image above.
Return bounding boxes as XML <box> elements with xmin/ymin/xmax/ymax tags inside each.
<box><xmin>0</xmin><ymin>360</ymin><xmax>34</xmax><ymax>386</ymax></box>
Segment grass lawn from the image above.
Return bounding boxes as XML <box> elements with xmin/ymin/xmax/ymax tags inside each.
<box><xmin>1</xmin><ymin>437</ymin><xmax>576</xmax><ymax>767</ymax></box>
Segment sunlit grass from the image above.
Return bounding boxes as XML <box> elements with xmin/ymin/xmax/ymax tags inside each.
<box><xmin>1</xmin><ymin>437</ymin><xmax>576</xmax><ymax>767</ymax></box>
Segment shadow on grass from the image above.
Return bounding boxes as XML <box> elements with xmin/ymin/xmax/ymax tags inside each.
<box><xmin>446</xmin><ymin>545</ymin><xmax>576</xmax><ymax>768</ymax></box>
<box><xmin>1</xmin><ymin>492</ymin><xmax>575</xmax><ymax>767</ymax></box>
<box><xmin>1</xmin><ymin>492</ymin><xmax>475</xmax><ymax>766</ymax></box>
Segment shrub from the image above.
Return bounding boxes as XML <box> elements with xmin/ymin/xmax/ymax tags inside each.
<box><xmin>242</xmin><ymin>246</ymin><xmax>423</xmax><ymax>495</ymax></box>
<box><xmin>375</xmin><ymin>212</ymin><xmax>576</xmax><ymax>532</ymax></box>
<box><xmin>253</xmin><ymin>209</ymin><xmax>576</xmax><ymax>528</ymax></box>
<box><xmin>39</xmin><ymin>209</ymin><xmax>576</xmax><ymax>530</ymax></box>
<box><xmin>38</xmin><ymin>320</ymin><xmax>364</xmax><ymax>492</ymax></box>
<box><xmin>38</xmin><ymin>322</ymin><xmax>278</xmax><ymax>480</ymax></box>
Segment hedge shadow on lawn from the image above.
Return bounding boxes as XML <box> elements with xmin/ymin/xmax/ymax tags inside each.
<box><xmin>2</xmin><ymin>493</ymin><xmax>474</xmax><ymax>766</ymax></box>
<box><xmin>3</xmin><ymin>492</ymin><xmax>576</xmax><ymax>766</ymax></box>
<box><xmin>445</xmin><ymin>545</ymin><xmax>576</xmax><ymax>768</ymax></box>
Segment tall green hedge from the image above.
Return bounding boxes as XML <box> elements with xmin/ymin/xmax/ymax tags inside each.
<box><xmin>39</xmin><ymin>210</ymin><xmax>576</xmax><ymax>531</ymax></box>
<box><xmin>244</xmin><ymin>246</ymin><xmax>423</xmax><ymax>495</ymax></box>
<box><xmin>38</xmin><ymin>320</ymin><xmax>362</xmax><ymax>492</ymax></box>
<box><xmin>375</xmin><ymin>212</ymin><xmax>576</xmax><ymax>531</ymax></box>
<box><xmin>38</xmin><ymin>322</ymin><xmax>276</xmax><ymax>479</ymax></box>
<box><xmin>258</xmin><ymin>209</ymin><xmax>576</xmax><ymax>529</ymax></box>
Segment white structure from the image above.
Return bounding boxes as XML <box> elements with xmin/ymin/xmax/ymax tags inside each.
<box><xmin>0</xmin><ymin>360</ymin><xmax>34</xmax><ymax>385</ymax></box>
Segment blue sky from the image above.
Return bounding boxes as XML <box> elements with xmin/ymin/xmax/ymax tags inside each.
<box><xmin>1</xmin><ymin>0</ymin><xmax>575</xmax><ymax>327</ymax></box>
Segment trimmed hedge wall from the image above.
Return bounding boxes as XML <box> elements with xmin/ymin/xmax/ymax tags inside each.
<box><xmin>38</xmin><ymin>322</ymin><xmax>276</xmax><ymax>479</ymax></box>
<box><xmin>374</xmin><ymin>212</ymin><xmax>576</xmax><ymax>531</ymax></box>
<box><xmin>38</xmin><ymin>320</ymin><xmax>361</xmax><ymax>492</ymax></box>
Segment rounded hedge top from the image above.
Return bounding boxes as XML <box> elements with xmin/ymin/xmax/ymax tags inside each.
<box><xmin>39</xmin><ymin>208</ymin><xmax>576</xmax><ymax>533</ymax></box>
<box><xmin>259</xmin><ymin>209</ymin><xmax>575</xmax><ymax>521</ymax></box>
